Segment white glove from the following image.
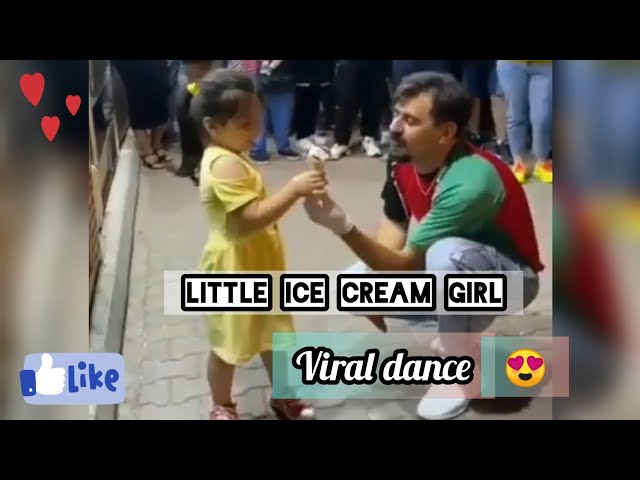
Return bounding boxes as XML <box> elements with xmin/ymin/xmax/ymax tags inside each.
<box><xmin>303</xmin><ymin>193</ymin><xmax>354</xmax><ymax>236</ymax></box>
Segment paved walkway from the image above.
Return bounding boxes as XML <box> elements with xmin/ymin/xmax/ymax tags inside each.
<box><xmin>119</xmin><ymin>148</ymin><xmax>553</xmax><ymax>420</ymax></box>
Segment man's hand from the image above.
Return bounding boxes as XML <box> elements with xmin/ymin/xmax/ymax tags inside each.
<box><xmin>303</xmin><ymin>193</ymin><xmax>354</xmax><ymax>236</ymax></box>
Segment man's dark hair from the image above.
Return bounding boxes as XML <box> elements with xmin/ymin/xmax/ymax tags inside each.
<box><xmin>393</xmin><ymin>71</ymin><xmax>472</xmax><ymax>137</ymax></box>
<box><xmin>190</xmin><ymin>69</ymin><xmax>263</xmax><ymax>128</ymax></box>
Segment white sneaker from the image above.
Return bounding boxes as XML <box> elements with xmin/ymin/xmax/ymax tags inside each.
<box><xmin>361</xmin><ymin>136</ymin><xmax>382</xmax><ymax>157</ymax></box>
<box><xmin>330</xmin><ymin>143</ymin><xmax>350</xmax><ymax>160</ymax></box>
<box><xmin>380</xmin><ymin>130</ymin><xmax>391</xmax><ymax>146</ymax></box>
<box><xmin>297</xmin><ymin>137</ymin><xmax>317</xmax><ymax>152</ymax></box>
<box><xmin>417</xmin><ymin>384</ymin><xmax>470</xmax><ymax>420</ymax></box>
<box><xmin>314</xmin><ymin>134</ymin><xmax>327</xmax><ymax>146</ymax></box>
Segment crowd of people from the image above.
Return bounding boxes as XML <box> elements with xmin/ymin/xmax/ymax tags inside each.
<box><xmin>103</xmin><ymin>60</ymin><xmax>553</xmax><ymax>186</ymax></box>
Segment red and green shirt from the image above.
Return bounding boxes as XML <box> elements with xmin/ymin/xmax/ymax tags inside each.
<box><xmin>382</xmin><ymin>142</ymin><xmax>544</xmax><ymax>272</ymax></box>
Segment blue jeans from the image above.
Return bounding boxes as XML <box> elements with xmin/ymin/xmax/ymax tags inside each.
<box><xmin>560</xmin><ymin>60</ymin><xmax>640</xmax><ymax>192</ymax></box>
<box><xmin>344</xmin><ymin>237</ymin><xmax>540</xmax><ymax>351</ymax></box>
<box><xmin>496</xmin><ymin>61</ymin><xmax>553</xmax><ymax>161</ymax></box>
<box><xmin>252</xmin><ymin>90</ymin><xmax>295</xmax><ymax>158</ymax></box>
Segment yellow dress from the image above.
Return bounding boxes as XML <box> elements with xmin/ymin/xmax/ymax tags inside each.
<box><xmin>199</xmin><ymin>146</ymin><xmax>294</xmax><ymax>365</ymax></box>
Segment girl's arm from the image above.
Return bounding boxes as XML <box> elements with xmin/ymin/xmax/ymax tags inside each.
<box><xmin>232</xmin><ymin>183</ymin><xmax>299</xmax><ymax>236</ymax></box>
<box><xmin>211</xmin><ymin>156</ymin><xmax>324</xmax><ymax>237</ymax></box>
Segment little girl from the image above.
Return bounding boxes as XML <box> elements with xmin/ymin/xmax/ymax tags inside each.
<box><xmin>189</xmin><ymin>69</ymin><xmax>326</xmax><ymax>420</ymax></box>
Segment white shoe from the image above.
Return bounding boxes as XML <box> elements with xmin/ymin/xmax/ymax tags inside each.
<box><xmin>314</xmin><ymin>134</ymin><xmax>327</xmax><ymax>146</ymax></box>
<box><xmin>330</xmin><ymin>143</ymin><xmax>350</xmax><ymax>160</ymax></box>
<box><xmin>380</xmin><ymin>130</ymin><xmax>391</xmax><ymax>146</ymax></box>
<box><xmin>361</xmin><ymin>136</ymin><xmax>382</xmax><ymax>157</ymax></box>
<box><xmin>416</xmin><ymin>384</ymin><xmax>470</xmax><ymax>420</ymax></box>
<box><xmin>297</xmin><ymin>137</ymin><xmax>317</xmax><ymax>152</ymax></box>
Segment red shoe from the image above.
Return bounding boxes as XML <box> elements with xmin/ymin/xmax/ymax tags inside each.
<box><xmin>209</xmin><ymin>404</ymin><xmax>238</xmax><ymax>420</ymax></box>
<box><xmin>270</xmin><ymin>398</ymin><xmax>316</xmax><ymax>420</ymax></box>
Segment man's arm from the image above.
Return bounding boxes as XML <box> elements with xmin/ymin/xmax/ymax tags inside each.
<box><xmin>341</xmin><ymin>227</ymin><xmax>424</xmax><ymax>271</ymax></box>
<box><xmin>346</xmin><ymin>173</ymin><xmax>417</xmax><ymax>270</ymax></box>
<box><xmin>375</xmin><ymin>215</ymin><xmax>408</xmax><ymax>250</ymax></box>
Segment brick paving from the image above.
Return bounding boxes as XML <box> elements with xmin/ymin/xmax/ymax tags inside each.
<box><xmin>119</xmin><ymin>148</ymin><xmax>553</xmax><ymax>420</ymax></box>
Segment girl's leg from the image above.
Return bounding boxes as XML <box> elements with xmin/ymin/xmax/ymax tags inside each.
<box><xmin>260</xmin><ymin>351</ymin><xmax>315</xmax><ymax>420</ymax></box>
<box><xmin>496</xmin><ymin>60</ymin><xmax>531</xmax><ymax>182</ymax></box>
<box><xmin>529</xmin><ymin>63</ymin><xmax>553</xmax><ymax>184</ymax></box>
<box><xmin>269</xmin><ymin>89</ymin><xmax>299</xmax><ymax>159</ymax></box>
<box><xmin>208</xmin><ymin>351</ymin><xmax>237</xmax><ymax>419</ymax></box>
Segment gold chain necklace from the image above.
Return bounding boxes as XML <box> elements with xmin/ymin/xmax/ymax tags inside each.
<box><xmin>414</xmin><ymin>165</ymin><xmax>448</xmax><ymax>198</ymax></box>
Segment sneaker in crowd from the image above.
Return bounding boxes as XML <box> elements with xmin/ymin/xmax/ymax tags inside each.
<box><xmin>297</xmin><ymin>136</ymin><xmax>318</xmax><ymax>152</ymax></box>
<box><xmin>313</xmin><ymin>134</ymin><xmax>327</xmax><ymax>146</ymax></box>
<box><xmin>250</xmin><ymin>153</ymin><xmax>271</xmax><ymax>165</ymax></box>
<box><xmin>380</xmin><ymin>130</ymin><xmax>391</xmax><ymax>147</ymax></box>
<box><xmin>534</xmin><ymin>161</ymin><xmax>553</xmax><ymax>184</ymax></box>
<box><xmin>512</xmin><ymin>162</ymin><xmax>528</xmax><ymax>184</ymax></box>
<box><xmin>494</xmin><ymin>141</ymin><xmax>513</xmax><ymax>164</ymax></box>
<box><xmin>270</xmin><ymin>398</ymin><xmax>316</xmax><ymax>420</ymax></box>
<box><xmin>330</xmin><ymin>143</ymin><xmax>350</xmax><ymax>160</ymax></box>
<box><xmin>361</xmin><ymin>136</ymin><xmax>383</xmax><ymax>158</ymax></box>
<box><xmin>278</xmin><ymin>148</ymin><xmax>301</xmax><ymax>161</ymax></box>
<box><xmin>466</xmin><ymin>131</ymin><xmax>484</xmax><ymax>147</ymax></box>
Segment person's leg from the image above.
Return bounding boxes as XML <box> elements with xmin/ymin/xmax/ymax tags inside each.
<box><xmin>295</xmin><ymin>86</ymin><xmax>321</xmax><ymax>149</ymax></box>
<box><xmin>250</xmin><ymin>93</ymin><xmax>271</xmax><ymax>164</ymax></box>
<box><xmin>462</xmin><ymin>62</ymin><xmax>486</xmax><ymax>142</ymax></box>
<box><xmin>166</xmin><ymin>60</ymin><xmax>182</xmax><ymax>139</ymax></box>
<box><xmin>316</xmin><ymin>83</ymin><xmax>336</xmax><ymax>140</ymax></box>
<box><xmin>392</xmin><ymin>60</ymin><xmax>419</xmax><ymax>89</ymax></box>
<box><xmin>416</xmin><ymin>237</ymin><xmax>540</xmax><ymax>420</ymax></box>
<box><xmin>207</xmin><ymin>351</ymin><xmax>238</xmax><ymax>419</ymax></box>
<box><xmin>359</xmin><ymin>63</ymin><xmax>385</xmax><ymax>157</ymax></box>
<box><xmin>488</xmin><ymin>64</ymin><xmax>511</xmax><ymax>162</ymax></box>
<box><xmin>332</xmin><ymin>61</ymin><xmax>361</xmax><ymax>159</ymax></box>
<box><xmin>269</xmin><ymin>89</ymin><xmax>299</xmax><ymax>159</ymax></box>
<box><xmin>528</xmin><ymin>63</ymin><xmax>553</xmax><ymax>184</ymax></box>
<box><xmin>496</xmin><ymin>60</ymin><xmax>531</xmax><ymax>183</ymax></box>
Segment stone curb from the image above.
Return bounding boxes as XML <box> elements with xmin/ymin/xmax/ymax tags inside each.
<box><xmin>89</xmin><ymin>131</ymin><xmax>140</xmax><ymax>420</ymax></box>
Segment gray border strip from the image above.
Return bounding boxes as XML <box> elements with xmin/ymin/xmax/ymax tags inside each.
<box><xmin>89</xmin><ymin>132</ymin><xmax>140</xmax><ymax>420</ymax></box>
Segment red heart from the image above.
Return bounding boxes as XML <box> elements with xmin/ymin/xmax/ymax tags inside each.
<box><xmin>66</xmin><ymin>95</ymin><xmax>81</xmax><ymax>116</ymax></box>
<box><xmin>20</xmin><ymin>73</ymin><xmax>45</xmax><ymax>107</ymax></box>
<box><xmin>41</xmin><ymin>116</ymin><xmax>60</xmax><ymax>142</ymax></box>
<box><xmin>527</xmin><ymin>356</ymin><xmax>544</xmax><ymax>371</ymax></box>
<box><xmin>507</xmin><ymin>356</ymin><xmax>524</xmax><ymax>370</ymax></box>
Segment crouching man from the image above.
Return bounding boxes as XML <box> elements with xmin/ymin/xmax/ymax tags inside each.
<box><xmin>303</xmin><ymin>72</ymin><xmax>543</xmax><ymax>420</ymax></box>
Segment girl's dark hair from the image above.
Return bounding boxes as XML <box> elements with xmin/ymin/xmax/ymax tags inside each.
<box><xmin>189</xmin><ymin>69</ymin><xmax>263</xmax><ymax>129</ymax></box>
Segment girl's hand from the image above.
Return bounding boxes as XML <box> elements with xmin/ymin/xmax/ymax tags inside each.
<box><xmin>290</xmin><ymin>170</ymin><xmax>327</xmax><ymax>197</ymax></box>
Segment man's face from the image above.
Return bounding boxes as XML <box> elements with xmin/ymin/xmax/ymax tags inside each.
<box><xmin>388</xmin><ymin>92</ymin><xmax>455</xmax><ymax>172</ymax></box>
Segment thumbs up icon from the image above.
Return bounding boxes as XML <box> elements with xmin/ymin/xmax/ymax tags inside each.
<box><xmin>20</xmin><ymin>353</ymin><xmax>66</xmax><ymax>397</ymax></box>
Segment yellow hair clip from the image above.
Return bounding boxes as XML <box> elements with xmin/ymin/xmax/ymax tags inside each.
<box><xmin>187</xmin><ymin>82</ymin><xmax>201</xmax><ymax>96</ymax></box>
